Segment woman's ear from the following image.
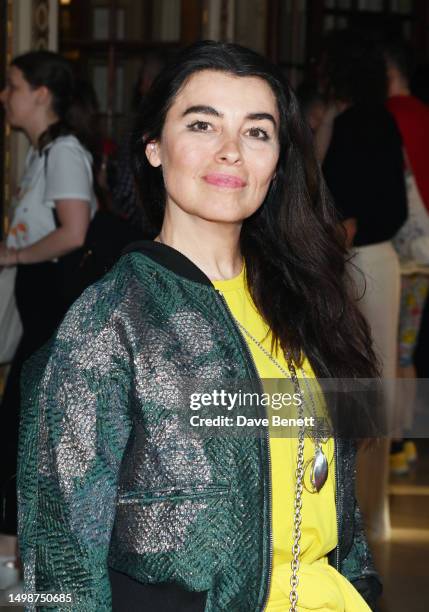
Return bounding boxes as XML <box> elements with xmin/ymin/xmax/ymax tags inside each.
<box><xmin>145</xmin><ymin>140</ymin><xmax>162</xmax><ymax>168</ymax></box>
<box><xmin>35</xmin><ymin>85</ymin><xmax>53</xmax><ymax>108</ymax></box>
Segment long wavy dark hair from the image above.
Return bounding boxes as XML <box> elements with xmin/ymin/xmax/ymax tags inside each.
<box><xmin>133</xmin><ymin>41</ymin><xmax>379</xmax><ymax>393</ymax></box>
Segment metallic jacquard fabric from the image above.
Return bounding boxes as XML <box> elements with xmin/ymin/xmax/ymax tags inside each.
<box><xmin>18</xmin><ymin>252</ymin><xmax>380</xmax><ymax>611</ymax></box>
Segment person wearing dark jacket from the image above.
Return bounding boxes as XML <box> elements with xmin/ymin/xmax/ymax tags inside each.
<box><xmin>18</xmin><ymin>41</ymin><xmax>382</xmax><ymax>611</ymax></box>
<box><xmin>321</xmin><ymin>31</ymin><xmax>407</xmax><ymax>541</ymax></box>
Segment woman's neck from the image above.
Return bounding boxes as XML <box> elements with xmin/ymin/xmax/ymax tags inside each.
<box><xmin>156</xmin><ymin>209</ymin><xmax>243</xmax><ymax>281</ymax></box>
<box><xmin>387</xmin><ymin>69</ymin><xmax>410</xmax><ymax>98</ymax></box>
<box><xmin>389</xmin><ymin>83</ymin><xmax>411</xmax><ymax>97</ymax></box>
<box><xmin>25</xmin><ymin>112</ymin><xmax>59</xmax><ymax>148</ymax></box>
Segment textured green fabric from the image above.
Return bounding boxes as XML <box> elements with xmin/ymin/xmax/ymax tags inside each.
<box><xmin>18</xmin><ymin>252</ymin><xmax>379</xmax><ymax>611</ymax></box>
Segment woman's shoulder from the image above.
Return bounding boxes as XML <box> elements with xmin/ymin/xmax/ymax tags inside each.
<box><xmin>61</xmin><ymin>253</ymin><xmax>157</xmax><ymax>323</ymax></box>
<box><xmin>47</xmin><ymin>134</ymin><xmax>92</xmax><ymax>162</ymax></box>
<box><xmin>335</xmin><ymin>104</ymin><xmax>392</xmax><ymax>128</ymax></box>
<box><xmin>37</xmin><ymin>256</ymin><xmax>146</xmax><ymax>366</ymax></box>
<box><xmin>333</xmin><ymin>104</ymin><xmax>401</xmax><ymax>149</ymax></box>
<box><xmin>74</xmin><ymin>252</ymin><xmax>148</xmax><ymax>305</ymax></box>
<box><xmin>22</xmin><ymin>260</ymin><xmax>142</xmax><ymax>402</ymax></box>
<box><xmin>56</xmin><ymin>248</ymin><xmax>204</xmax><ymax>345</ymax></box>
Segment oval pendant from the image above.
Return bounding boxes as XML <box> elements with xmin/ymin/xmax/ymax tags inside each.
<box><xmin>310</xmin><ymin>447</ymin><xmax>329</xmax><ymax>492</ymax></box>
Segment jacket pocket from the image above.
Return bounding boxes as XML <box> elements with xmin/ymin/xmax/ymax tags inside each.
<box><xmin>117</xmin><ymin>482</ymin><xmax>230</xmax><ymax>505</ymax></box>
<box><xmin>111</xmin><ymin>481</ymin><xmax>231</xmax><ymax>560</ymax></box>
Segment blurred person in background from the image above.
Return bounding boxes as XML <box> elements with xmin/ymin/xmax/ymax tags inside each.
<box><xmin>296</xmin><ymin>81</ymin><xmax>326</xmax><ymax>133</ymax></box>
<box><xmin>319</xmin><ymin>31</ymin><xmax>407</xmax><ymax>539</ymax></box>
<box><xmin>410</xmin><ymin>62</ymin><xmax>429</xmax><ymax>106</ymax></box>
<box><xmin>0</xmin><ymin>51</ymin><xmax>98</xmax><ymax>536</ymax></box>
<box><xmin>295</xmin><ymin>81</ymin><xmax>338</xmax><ymax>163</ymax></box>
<box><xmin>109</xmin><ymin>50</ymin><xmax>168</xmax><ymax>229</ymax></box>
<box><xmin>386</xmin><ymin>42</ymin><xmax>429</xmax><ymax>215</ymax></box>
<box><xmin>384</xmin><ymin>41</ymin><xmax>429</xmax><ymax>474</ymax></box>
<box><xmin>412</xmin><ymin>61</ymin><xmax>429</xmax><ymax>381</ymax></box>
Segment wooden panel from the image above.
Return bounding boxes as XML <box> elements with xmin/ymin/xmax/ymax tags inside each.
<box><xmin>32</xmin><ymin>0</ymin><xmax>50</xmax><ymax>49</ymax></box>
<box><xmin>181</xmin><ymin>0</ymin><xmax>203</xmax><ymax>45</ymax></box>
<box><xmin>413</xmin><ymin>0</ymin><xmax>429</xmax><ymax>59</ymax></box>
<box><xmin>306</xmin><ymin>0</ymin><xmax>324</xmax><ymax>68</ymax></box>
<box><xmin>265</xmin><ymin>0</ymin><xmax>280</xmax><ymax>62</ymax></box>
<box><xmin>142</xmin><ymin>0</ymin><xmax>154</xmax><ymax>42</ymax></box>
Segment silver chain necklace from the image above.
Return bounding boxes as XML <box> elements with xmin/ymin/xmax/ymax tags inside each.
<box><xmin>234</xmin><ymin>319</ymin><xmax>328</xmax><ymax>612</ymax></box>
<box><xmin>234</xmin><ymin>319</ymin><xmax>329</xmax><ymax>491</ymax></box>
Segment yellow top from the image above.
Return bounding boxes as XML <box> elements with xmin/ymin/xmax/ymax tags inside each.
<box><xmin>213</xmin><ymin>267</ymin><xmax>370</xmax><ymax>612</ymax></box>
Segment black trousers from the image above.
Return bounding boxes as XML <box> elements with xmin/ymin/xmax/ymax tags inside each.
<box><xmin>109</xmin><ymin>569</ymin><xmax>207</xmax><ymax>612</ymax></box>
<box><xmin>1</xmin><ymin>262</ymin><xmax>66</xmax><ymax>534</ymax></box>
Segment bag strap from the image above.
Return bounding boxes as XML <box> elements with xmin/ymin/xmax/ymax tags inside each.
<box><xmin>43</xmin><ymin>147</ymin><xmax>61</xmax><ymax>229</ymax></box>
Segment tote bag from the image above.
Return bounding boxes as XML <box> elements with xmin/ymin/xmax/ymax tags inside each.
<box><xmin>0</xmin><ymin>267</ymin><xmax>23</xmax><ymax>365</ymax></box>
<box><xmin>393</xmin><ymin>171</ymin><xmax>429</xmax><ymax>264</ymax></box>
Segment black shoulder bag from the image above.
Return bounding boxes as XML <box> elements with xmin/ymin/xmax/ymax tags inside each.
<box><xmin>44</xmin><ymin>148</ymin><xmax>143</xmax><ymax>307</ymax></box>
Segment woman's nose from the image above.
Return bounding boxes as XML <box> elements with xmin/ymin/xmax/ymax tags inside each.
<box><xmin>215</xmin><ymin>137</ymin><xmax>242</xmax><ymax>165</ymax></box>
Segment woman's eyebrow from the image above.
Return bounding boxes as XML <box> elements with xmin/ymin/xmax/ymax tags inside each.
<box><xmin>246</xmin><ymin>113</ymin><xmax>277</xmax><ymax>128</ymax></box>
<box><xmin>182</xmin><ymin>106</ymin><xmax>277</xmax><ymax>128</ymax></box>
<box><xmin>182</xmin><ymin>105</ymin><xmax>222</xmax><ymax>118</ymax></box>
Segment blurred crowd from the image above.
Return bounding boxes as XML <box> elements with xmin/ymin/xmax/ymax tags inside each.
<box><xmin>298</xmin><ymin>32</ymin><xmax>429</xmax><ymax>539</ymax></box>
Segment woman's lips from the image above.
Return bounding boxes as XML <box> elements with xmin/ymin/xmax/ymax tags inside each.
<box><xmin>203</xmin><ymin>173</ymin><xmax>246</xmax><ymax>188</ymax></box>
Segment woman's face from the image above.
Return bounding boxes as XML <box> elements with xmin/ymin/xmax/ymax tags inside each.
<box><xmin>0</xmin><ymin>66</ymin><xmax>40</xmax><ymax>129</ymax></box>
<box><xmin>146</xmin><ymin>70</ymin><xmax>280</xmax><ymax>226</ymax></box>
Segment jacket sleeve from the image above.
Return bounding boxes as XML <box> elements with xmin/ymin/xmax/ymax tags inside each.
<box><xmin>341</xmin><ymin>501</ymin><xmax>383</xmax><ymax>611</ymax></box>
<box><xmin>17</xmin><ymin>281</ymin><xmax>132</xmax><ymax>612</ymax></box>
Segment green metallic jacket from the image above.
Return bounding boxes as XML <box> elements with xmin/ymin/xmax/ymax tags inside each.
<box><xmin>18</xmin><ymin>243</ymin><xmax>382</xmax><ymax>611</ymax></box>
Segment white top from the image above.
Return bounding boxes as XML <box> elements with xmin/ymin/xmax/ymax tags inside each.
<box><xmin>7</xmin><ymin>135</ymin><xmax>97</xmax><ymax>250</ymax></box>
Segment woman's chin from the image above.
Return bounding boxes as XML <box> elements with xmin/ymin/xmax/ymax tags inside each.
<box><xmin>186</xmin><ymin>202</ymin><xmax>258</xmax><ymax>226</ymax></box>
<box><xmin>193</xmin><ymin>212</ymin><xmax>249</xmax><ymax>226</ymax></box>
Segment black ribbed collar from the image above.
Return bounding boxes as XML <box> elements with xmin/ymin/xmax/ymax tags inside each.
<box><xmin>122</xmin><ymin>240</ymin><xmax>213</xmax><ymax>286</ymax></box>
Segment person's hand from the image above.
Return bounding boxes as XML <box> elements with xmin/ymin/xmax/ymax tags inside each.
<box><xmin>320</xmin><ymin>102</ymin><xmax>340</xmax><ymax>126</ymax></box>
<box><xmin>0</xmin><ymin>242</ymin><xmax>19</xmax><ymax>267</ymax></box>
<box><xmin>320</xmin><ymin>99</ymin><xmax>351</xmax><ymax>128</ymax></box>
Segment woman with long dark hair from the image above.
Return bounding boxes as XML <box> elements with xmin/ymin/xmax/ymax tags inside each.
<box><xmin>18</xmin><ymin>42</ymin><xmax>381</xmax><ymax>611</ymax></box>
<box><xmin>0</xmin><ymin>51</ymin><xmax>98</xmax><ymax>534</ymax></box>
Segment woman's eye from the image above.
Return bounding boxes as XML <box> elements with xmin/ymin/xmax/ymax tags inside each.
<box><xmin>247</xmin><ymin>127</ymin><xmax>269</xmax><ymax>140</ymax></box>
<box><xmin>187</xmin><ymin>121</ymin><xmax>212</xmax><ymax>132</ymax></box>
